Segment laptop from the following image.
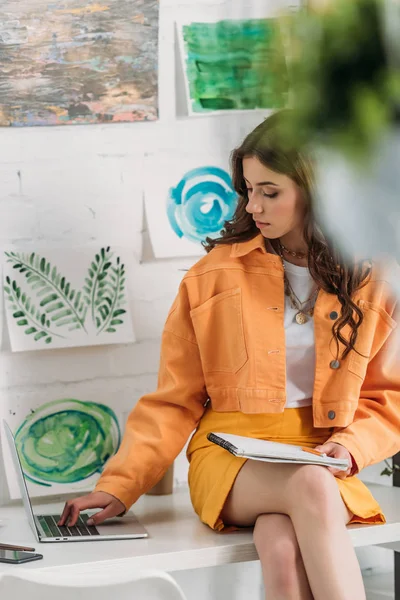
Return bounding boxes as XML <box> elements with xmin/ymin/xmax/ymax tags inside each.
<box><xmin>3</xmin><ymin>420</ymin><xmax>149</xmax><ymax>542</ymax></box>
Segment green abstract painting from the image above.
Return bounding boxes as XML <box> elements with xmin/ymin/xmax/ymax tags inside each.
<box><xmin>9</xmin><ymin>399</ymin><xmax>121</xmax><ymax>497</ymax></box>
<box><xmin>180</xmin><ymin>18</ymin><xmax>288</xmax><ymax>114</ymax></box>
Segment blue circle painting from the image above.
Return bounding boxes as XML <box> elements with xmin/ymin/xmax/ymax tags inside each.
<box><xmin>167</xmin><ymin>166</ymin><xmax>237</xmax><ymax>244</ymax></box>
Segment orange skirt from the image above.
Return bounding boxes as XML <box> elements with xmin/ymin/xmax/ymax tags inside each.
<box><xmin>187</xmin><ymin>405</ymin><xmax>385</xmax><ymax>532</ymax></box>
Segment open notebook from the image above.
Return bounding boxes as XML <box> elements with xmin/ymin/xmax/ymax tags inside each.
<box><xmin>207</xmin><ymin>432</ymin><xmax>350</xmax><ymax>471</ymax></box>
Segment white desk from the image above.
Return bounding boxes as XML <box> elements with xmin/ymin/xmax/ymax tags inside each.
<box><xmin>0</xmin><ymin>484</ymin><xmax>400</xmax><ymax>577</ymax></box>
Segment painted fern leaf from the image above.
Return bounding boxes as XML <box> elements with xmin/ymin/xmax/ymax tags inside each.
<box><xmin>5</xmin><ymin>251</ymin><xmax>89</xmax><ymax>332</ymax></box>
<box><xmin>82</xmin><ymin>246</ymin><xmax>114</xmax><ymax>328</ymax></box>
<box><xmin>4</xmin><ymin>276</ymin><xmax>65</xmax><ymax>344</ymax></box>
<box><xmin>93</xmin><ymin>255</ymin><xmax>127</xmax><ymax>335</ymax></box>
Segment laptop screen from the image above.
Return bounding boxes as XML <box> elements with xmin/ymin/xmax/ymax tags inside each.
<box><xmin>3</xmin><ymin>420</ymin><xmax>39</xmax><ymax>540</ymax></box>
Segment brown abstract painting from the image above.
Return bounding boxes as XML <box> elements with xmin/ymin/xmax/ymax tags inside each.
<box><xmin>0</xmin><ymin>1</ymin><xmax>158</xmax><ymax>126</ymax></box>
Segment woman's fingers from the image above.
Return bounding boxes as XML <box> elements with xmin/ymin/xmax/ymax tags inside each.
<box><xmin>86</xmin><ymin>503</ymin><xmax>122</xmax><ymax>526</ymax></box>
<box><xmin>326</xmin><ymin>463</ymin><xmax>352</xmax><ymax>479</ymax></box>
<box><xmin>58</xmin><ymin>492</ymin><xmax>117</xmax><ymax>527</ymax></box>
<box><xmin>315</xmin><ymin>443</ymin><xmax>352</xmax><ymax>479</ymax></box>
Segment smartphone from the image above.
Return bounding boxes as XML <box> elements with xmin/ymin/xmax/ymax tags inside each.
<box><xmin>0</xmin><ymin>549</ymin><xmax>43</xmax><ymax>564</ymax></box>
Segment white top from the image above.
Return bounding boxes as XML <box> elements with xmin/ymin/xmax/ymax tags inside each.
<box><xmin>282</xmin><ymin>260</ymin><xmax>317</xmax><ymax>409</ymax></box>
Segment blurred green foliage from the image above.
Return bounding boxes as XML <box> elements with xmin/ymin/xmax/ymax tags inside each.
<box><xmin>279</xmin><ymin>0</ymin><xmax>400</xmax><ymax>162</ymax></box>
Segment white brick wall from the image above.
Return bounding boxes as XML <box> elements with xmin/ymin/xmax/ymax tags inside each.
<box><xmin>0</xmin><ymin>0</ymin><xmax>269</xmax><ymax>504</ymax></box>
<box><xmin>0</xmin><ymin>0</ymin><xmax>393</xmax><ymax>593</ymax></box>
<box><xmin>0</xmin><ymin>1</ymin><xmax>267</xmax><ymax>596</ymax></box>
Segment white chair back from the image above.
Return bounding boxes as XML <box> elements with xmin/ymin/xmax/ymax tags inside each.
<box><xmin>0</xmin><ymin>568</ymin><xmax>188</xmax><ymax>600</ymax></box>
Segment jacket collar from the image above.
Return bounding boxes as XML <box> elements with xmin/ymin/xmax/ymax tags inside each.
<box><xmin>230</xmin><ymin>233</ymin><xmax>276</xmax><ymax>258</ymax></box>
<box><xmin>230</xmin><ymin>234</ymin><xmax>376</xmax><ymax>279</ymax></box>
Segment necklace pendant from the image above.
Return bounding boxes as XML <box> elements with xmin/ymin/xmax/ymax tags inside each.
<box><xmin>295</xmin><ymin>311</ymin><xmax>308</xmax><ymax>325</ymax></box>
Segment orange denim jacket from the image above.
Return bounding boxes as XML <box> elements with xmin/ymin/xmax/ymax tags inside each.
<box><xmin>95</xmin><ymin>234</ymin><xmax>400</xmax><ymax>510</ymax></box>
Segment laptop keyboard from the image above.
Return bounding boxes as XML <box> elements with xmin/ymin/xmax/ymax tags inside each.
<box><xmin>38</xmin><ymin>513</ymin><xmax>100</xmax><ymax>538</ymax></box>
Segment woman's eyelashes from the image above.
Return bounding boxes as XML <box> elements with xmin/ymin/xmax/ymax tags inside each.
<box><xmin>246</xmin><ymin>188</ymin><xmax>278</xmax><ymax>199</ymax></box>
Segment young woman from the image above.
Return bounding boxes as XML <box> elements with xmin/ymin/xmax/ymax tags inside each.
<box><xmin>59</xmin><ymin>111</ymin><xmax>400</xmax><ymax>600</ymax></box>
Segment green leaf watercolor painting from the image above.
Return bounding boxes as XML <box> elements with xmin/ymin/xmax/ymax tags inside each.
<box><xmin>177</xmin><ymin>18</ymin><xmax>289</xmax><ymax>115</ymax></box>
<box><xmin>2</xmin><ymin>399</ymin><xmax>121</xmax><ymax>499</ymax></box>
<box><xmin>3</xmin><ymin>247</ymin><xmax>135</xmax><ymax>351</ymax></box>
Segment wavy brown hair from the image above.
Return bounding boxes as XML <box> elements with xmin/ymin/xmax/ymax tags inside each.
<box><xmin>203</xmin><ymin>110</ymin><xmax>371</xmax><ymax>360</ymax></box>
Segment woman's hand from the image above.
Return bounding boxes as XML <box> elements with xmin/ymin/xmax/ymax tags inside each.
<box><xmin>313</xmin><ymin>441</ymin><xmax>354</xmax><ymax>479</ymax></box>
<box><xmin>58</xmin><ymin>491</ymin><xmax>126</xmax><ymax>527</ymax></box>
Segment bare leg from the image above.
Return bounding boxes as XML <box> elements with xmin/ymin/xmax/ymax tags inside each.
<box><xmin>254</xmin><ymin>513</ymin><xmax>314</xmax><ymax>600</ymax></box>
<box><xmin>221</xmin><ymin>460</ymin><xmax>365</xmax><ymax>600</ymax></box>
<box><xmin>288</xmin><ymin>465</ymin><xmax>365</xmax><ymax>600</ymax></box>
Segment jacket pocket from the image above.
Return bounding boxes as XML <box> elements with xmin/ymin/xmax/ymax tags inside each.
<box><xmin>348</xmin><ymin>300</ymin><xmax>397</xmax><ymax>380</ymax></box>
<box><xmin>190</xmin><ymin>287</ymin><xmax>248</xmax><ymax>374</ymax></box>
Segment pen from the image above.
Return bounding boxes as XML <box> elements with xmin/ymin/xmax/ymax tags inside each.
<box><xmin>0</xmin><ymin>543</ymin><xmax>36</xmax><ymax>552</ymax></box>
<box><xmin>301</xmin><ymin>447</ymin><xmax>327</xmax><ymax>457</ymax></box>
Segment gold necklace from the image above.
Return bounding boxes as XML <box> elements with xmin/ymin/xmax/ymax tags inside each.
<box><xmin>277</xmin><ymin>242</ymin><xmax>319</xmax><ymax>325</ymax></box>
<box><xmin>285</xmin><ymin>280</ymin><xmax>319</xmax><ymax>324</ymax></box>
<box><xmin>279</xmin><ymin>241</ymin><xmax>307</xmax><ymax>260</ymax></box>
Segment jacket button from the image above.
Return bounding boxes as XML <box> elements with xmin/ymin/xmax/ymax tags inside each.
<box><xmin>330</xmin><ymin>359</ymin><xmax>340</xmax><ymax>369</ymax></box>
<box><xmin>328</xmin><ymin>410</ymin><xmax>336</xmax><ymax>420</ymax></box>
<box><xmin>329</xmin><ymin>311</ymin><xmax>338</xmax><ymax>320</ymax></box>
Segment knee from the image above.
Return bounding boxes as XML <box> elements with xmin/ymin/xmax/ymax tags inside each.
<box><xmin>254</xmin><ymin>514</ymin><xmax>301</xmax><ymax>593</ymax></box>
<box><xmin>289</xmin><ymin>464</ymin><xmax>341</xmax><ymax>521</ymax></box>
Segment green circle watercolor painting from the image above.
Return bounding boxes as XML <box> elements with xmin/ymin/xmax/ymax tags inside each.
<box><xmin>13</xmin><ymin>399</ymin><xmax>120</xmax><ymax>488</ymax></box>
